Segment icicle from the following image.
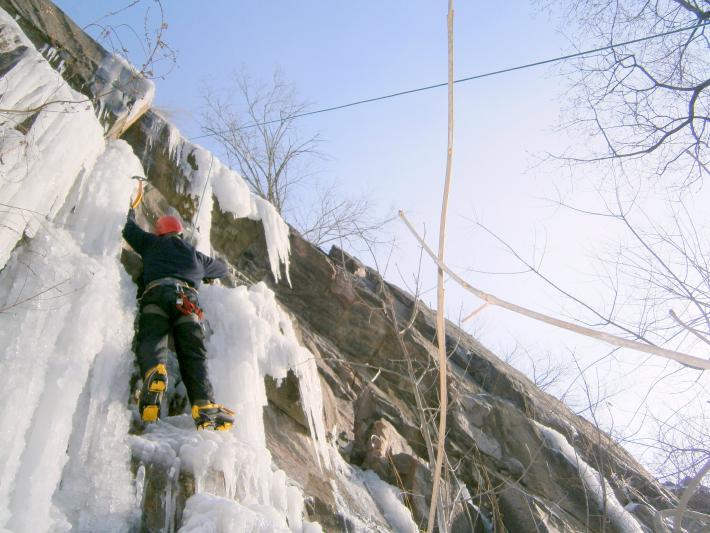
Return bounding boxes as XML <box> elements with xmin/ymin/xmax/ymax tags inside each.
<box><xmin>166</xmin><ymin>122</ymin><xmax>183</xmax><ymax>163</ymax></box>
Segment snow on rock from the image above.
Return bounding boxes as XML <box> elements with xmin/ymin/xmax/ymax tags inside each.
<box><xmin>145</xmin><ymin>116</ymin><xmax>292</xmax><ymax>283</ymax></box>
<box><xmin>325</xmin><ymin>447</ymin><xmax>418</xmax><ymax>533</ymax></box>
<box><xmin>358</xmin><ymin>470</ymin><xmax>419</xmax><ymax>533</ymax></box>
<box><xmin>535</xmin><ymin>421</ymin><xmax>645</xmax><ymax>533</ymax></box>
<box><xmin>0</xmin><ymin>9</ymin><xmax>105</xmax><ymax>271</ymax></box>
<box><xmin>91</xmin><ymin>53</ymin><xmax>155</xmax><ymax>138</ymax></box>
<box><xmin>175</xmin><ymin>143</ymin><xmax>217</xmax><ymax>255</ymax></box>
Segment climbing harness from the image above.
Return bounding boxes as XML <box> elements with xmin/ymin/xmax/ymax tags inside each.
<box><xmin>141</xmin><ymin>277</ymin><xmax>204</xmax><ymax>321</ymax></box>
<box><xmin>176</xmin><ymin>285</ymin><xmax>204</xmax><ymax>321</ymax></box>
<box><xmin>143</xmin><ymin>276</ymin><xmax>192</xmax><ymax>295</ymax></box>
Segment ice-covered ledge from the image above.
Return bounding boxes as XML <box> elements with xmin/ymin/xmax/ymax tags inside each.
<box><xmin>122</xmin><ymin>110</ymin><xmax>292</xmax><ymax>285</ymax></box>
<box><xmin>1</xmin><ymin>0</ymin><xmax>155</xmax><ymax>139</ymax></box>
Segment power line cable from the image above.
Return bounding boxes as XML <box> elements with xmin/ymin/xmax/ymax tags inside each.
<box><xmin>189</xmin><ymin>21</ymin><xmax>708</xmax><ymax>141</ymax></box>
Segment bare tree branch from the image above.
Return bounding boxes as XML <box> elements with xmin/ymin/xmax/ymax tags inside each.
<box><xmin>550</xmin><ymin>0</ymin><xmax>709</xmax><ymax>184</ymax></box>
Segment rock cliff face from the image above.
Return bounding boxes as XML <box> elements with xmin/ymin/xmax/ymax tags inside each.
<box><xmin>1</xmin><ymin>1</ymin><xmax>696</xmax><ymax>531</ymax></box>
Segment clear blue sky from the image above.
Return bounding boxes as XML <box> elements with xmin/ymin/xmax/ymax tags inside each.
<box><xmin>54</xmin><ymin>0</ymin><xmax>708</xmax><ymax>469</ymax></box>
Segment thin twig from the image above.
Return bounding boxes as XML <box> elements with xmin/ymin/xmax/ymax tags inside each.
<box><xmin>669</xmin><ymin>309</ymin><xmax>710</xmax><ymax>348</ymax></box>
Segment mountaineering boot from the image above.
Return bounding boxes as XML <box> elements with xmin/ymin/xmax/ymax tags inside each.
<box><xmin>139</xmin><ymin>363</ymin><xmax>168</xmax><ymax>422</ymax></box>
<box><xmin>192</xmin><ymin>401</ymin><xmax>235</xmax><ymax>431</ymax></box>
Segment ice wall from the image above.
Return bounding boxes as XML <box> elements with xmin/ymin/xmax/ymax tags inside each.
<box><xmin>0</xmin><ymin>7</ymin><xmax>416</xmax><ymax>531</ymax></box>
<box><xmin>0</xmin><ymin>10</ymin><xmax>142</xmax><ymax>530</ymax></box>
<box><xmin>0</xmin><ymin>9</ymin><xmax>105</xmax><ymax>271</ymax></box>
<box><xmin>0</xmin><ymin>139</ymin><xmax>140</xmax><ymax>531</ymax></box>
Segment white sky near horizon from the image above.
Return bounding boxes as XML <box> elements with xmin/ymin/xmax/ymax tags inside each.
<box><xmin>54</xmin><ymin>0</ymin><xmax>709</xmax><ymax>473</ymax></box>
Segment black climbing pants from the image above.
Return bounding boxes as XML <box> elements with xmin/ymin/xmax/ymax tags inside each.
<box><xmin>135</xmin><ymin>284</ymin><xmax>215</xmax><ymax>404</ymax></box>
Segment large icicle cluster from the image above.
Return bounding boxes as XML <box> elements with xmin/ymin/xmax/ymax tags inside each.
<box><xmin>147</xmin><ymin>121</ymin><xmax>292</xmax><ymax>285</ymax></box>
<box><xmin>0</xmin><ymin>9</ymin><xmax>105</xmax><ymax>271</ymax></box>
<box><xmin>0</xmin><ymin>138</ymin><xmax>142</xmax><ymax>531</ymax></box>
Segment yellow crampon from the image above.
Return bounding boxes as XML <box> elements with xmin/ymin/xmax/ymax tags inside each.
<box><xmin>192</xmin><ymin>403</ymin><xmax>235</xmax><ymax>431</ymax></box>
<box><xmin>140</xmin><ymin>363</ymin><xmax>168</xmax><ymax>422</ymax></box>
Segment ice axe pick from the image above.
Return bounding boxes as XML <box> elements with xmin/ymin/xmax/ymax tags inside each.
<box><xmin>130</xmin><ymin>175</ymin><xmax>147</xmax><ymax>209</ymax></box>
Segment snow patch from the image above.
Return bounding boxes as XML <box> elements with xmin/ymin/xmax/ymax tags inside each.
<box><xmin>359</xmin><ymin>470</ymin><xmax>419</xmax><ymax>533</ymax></box>
<box><xmin>91</xmin><ymin>53</ymin><xmax>155</xmax><ymax>136</ymax></box>
<box><xmin>535</xmin><ymin>421</ymin><xmax>644</xmax><ymax>533</ymax></box>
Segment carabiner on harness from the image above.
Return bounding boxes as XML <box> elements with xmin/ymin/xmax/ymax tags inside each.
<box><xmin>175</xmin><ymin>287</ymin><xmax>204</xmax><ymax>320</ymax></box>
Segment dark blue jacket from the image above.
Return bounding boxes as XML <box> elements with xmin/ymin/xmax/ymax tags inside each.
<box><xmin>122</xmin><ymin>210</ymin><xmax>228</xmax><ymax>287</ymax></box>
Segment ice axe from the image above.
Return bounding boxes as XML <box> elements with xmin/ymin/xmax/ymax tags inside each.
<box><xmin>130</xmin><ymin>175</ymin><xmax>147</xmax><ymax>209</ymax></box>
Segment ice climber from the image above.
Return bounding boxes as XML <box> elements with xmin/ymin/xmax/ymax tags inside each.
<box><xmin>123</xmin><ymin>202</ymin><xmax>235</xmax><ymax>431</ymax></box>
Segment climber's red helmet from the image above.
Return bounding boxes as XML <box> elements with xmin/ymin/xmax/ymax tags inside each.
<box><xmin>154</xmin><ymin>215</ymin><xmax>183</xmax><ymax>236</ymax></box>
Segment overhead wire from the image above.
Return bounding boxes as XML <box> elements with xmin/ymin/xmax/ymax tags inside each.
<box><xmin>188</xmin><ymin>21</ymin><xmax>709</xmax><ymax>141</ymax></box>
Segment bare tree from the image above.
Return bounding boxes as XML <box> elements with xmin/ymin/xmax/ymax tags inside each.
<box><xmin>649</xmin><ymin>406</ymin><xmax>710</xmax><ymax>485</ymax></box>
<box><xmin>525</xmin><ymin>4</ymin><xmax>710</xmax><ymax>490</ymax></box>
<box><xmin>548</xmin><ymin>0</ymin><xmax>709</xmax><ymax>185</ymax></box>
<box><xmin>290</xmin><ymin>182</ymin><xmax>394</xmax><ymax>249</ymax></box>
<box><xmin>503</xmin><ymin>343</ymin><xmax>570</xmax><ymax>394</ymax></box>
<box><xmin>201</xmin><ymin>72</ymin><xmax>318</xmax><ymax>213</ymax></box>
<box><xmin>579</xmin><ymin>189</ymin><xmax>710</xmax><ymax>351</ymax></box>
<box><xmin>201</xmin><ymin>72</ymin><xmax>391</xmax><ymax>252</ymax></box>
